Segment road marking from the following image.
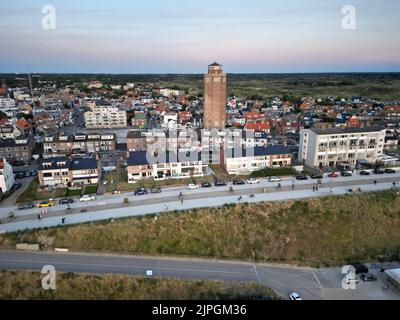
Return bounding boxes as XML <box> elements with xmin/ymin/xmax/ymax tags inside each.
<box><xmin>313</xmin><ymin>272</ymin><xmax>323</xmax><ymax>288</ymax></box>
<box><xmin>253</xmin><ymin>265</ymin><xmax>262</xmax><ymax>284</ymax></box>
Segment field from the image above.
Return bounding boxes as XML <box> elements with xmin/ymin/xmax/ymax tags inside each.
<box><xmin>3</xmin><ymin>73</ymin><xmax>400</xmax><ymax>101</ymax></box>
<box><xmin>2</xmin><ymin>191</ymin><xmax>400</xmax><ymax>267</ymax></box>
<box><xmin>0</xmin><ymin>270</ymin><xmax>278</xmax><ymax>300</ymax></box>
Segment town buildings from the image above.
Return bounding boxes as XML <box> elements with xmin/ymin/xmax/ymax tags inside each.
<box><xmin>38</xmin><ymin>156</ymin><xmax>99</xmax><ymax>187</ymax></box>
<box><xmin>222</xmin><ymin>145</ymin><xmax>292</xmax><ymax>175</ymax></box>
<box><xmin>299</xmin><ymin>126</ymin><xmax>386</xmax><ymax>168</ymax></box>
<box><xmin>43</xmin><ymin>133</ymin><xmax>116</xmax><ymax>158</ymax></box>
<box><xmin>0</xmin><ymin>159</ymin><xmax>14</xmax><ymax>193</ymax></box>
<box><xmin>84</xmin><ymin>106</ymin><xmax>127</xmax><ymax>128</ymax></box>
<box><xmin>0</xmin><ymin>137</ymin><xmax>34</xmax><ymax>164</ymax></box>
<box><xmin>127</xmin><ymin>151</ymin><xmax>207</xmax><ymax>182</ymax></box>
<box><xmin>203</xmin><ymin>62</ymin><xmax>227</xmax><ymax>130</ymax></box>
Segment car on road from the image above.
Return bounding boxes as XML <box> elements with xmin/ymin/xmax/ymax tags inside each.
<box><xmin>17</xmin><ymin>203</ymin><xmax>35</xmax><ymax>210</ymax></box>
<box><xmin>359</xmin><ymin>170</ymin><xmax>370</xmax><ymax>176</ymax></box>
<box><xmin>341</xmin><ymin>171</ymin><xmax>352</xmax><ymax>177</ymax></box>
<box><xmin>385</xmin><ymin>168</ymin><xmax>396</xmax><ymax>174</ymax></box>
<box><xmin>80</xmin><ymin>194</ymin><xmax>96</xmax><ymax>202</ymax></box>
<box><xmin>373</xmin><ymin>168</ymin><xmax>385</xmax><ymax>174</ymax></box>
<box><xmin>187</xmin><ymin>184</ymin><xmax>199</xmax><ymax>190</ymax></box>
<box><xmin>310</xmin><ymin>174</ymin><xmax>323</xmax><ymax>179</ymax></box>
<box><xmin>269</xmin><ymin>176</ymin><xmax>281</xmax><ymax>182</ymax></box>
<box><xmin>36</xmin><ymin>201</ymin><xmax>55</xmax><ymax>208</ymax></box>
<box><xmin>289</xmin><ymin>292</ymin><xmax>302</xmax><ymax>300</ymax></box>
<box><xmin>327</xmin><ymin>172</ymin><xmax>338</xmax><ymax>178</ymax></box>
<box><xmin>232</xmin><ymin>179</ymin><xmax>245</xmax><ymax>185</ymax></box>
<box><xmin>350</xmin><ymin>263</ymin><xmax>369</xmax><ymax>274</ymax></box>
<box><xmin>201</xmin><ymin>182</ymin><xmax>212</xmax><ymax>188</ymax></box>
<box><xmin>134</xmin><ymin>188</ymin><xmax>148</xmax><ymax>196</ymax></box>
<box><xmin>295</xmin><ymin>175</ymin><xmax>308</xmax><ymax>180</ymax></box>
<box><xmin>59</xmin><ymin>198</ymin><xmax>74</xmax><ymax>205</ymax></box>
<box><xmin>150</xmin><ymin>186</ymin><xmax>162</xmax><ymax>193</ymax></box>
<box><xmin>246</xmin><ymin>178</ymin><xmax>260</xmax><ymax>184</ymax></box>
<box><xmin>360</xmin><ymin>273</ymin><xmax>377</xmax><ymax>282</ymax></box>
<box><xmin>214</xmin><ymin>181</ymin><xmax>227</xmax><ymax>187</ymax></box>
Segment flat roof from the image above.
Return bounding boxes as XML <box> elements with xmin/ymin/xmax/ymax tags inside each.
<box><xmin>310</xmin><ymin>126</ymin><xmax>385</xmax><ymax>135</ymax></box>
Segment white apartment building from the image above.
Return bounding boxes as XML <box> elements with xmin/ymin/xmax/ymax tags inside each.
<box><xmin>127</xmin><ymin>151</ymin><xmax>207</xmax><ymax>182</ymax></box>
<box><xmin>223</xmin><ymin>145</ymin><xmax>292</xmax><ymax>175</ymax></box>
<box><xmin>0</xmin><ymin>158</ymin><xmax>14</xmax><ymax>193</ymax></box>
<box><xmin>299</xmin><ymin>126</ymin><xmax>386</xmax><ymax>168</ymax></box>
<box><xmin>84</xmin><ymin>107</ymin><xmax>127</xmax><ymax>128</ymax></box>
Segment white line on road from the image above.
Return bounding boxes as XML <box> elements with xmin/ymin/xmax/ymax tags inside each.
<box><xmin>313</xmin><ymin>272</ymin><xmax>323</xmax><ymax>289</ymax></box>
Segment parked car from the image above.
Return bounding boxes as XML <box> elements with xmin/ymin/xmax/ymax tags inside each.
<box><xmin>15</xmin><ymin>172</ymin><xmax>25</xmax><ymax>179</ymax></box>
<box><xmin>289</xmin><ymin>292</ymin><xmax>302</xmax><ymax>300</ymax></box>
<box><xmin>344</xmin><ymin>274</ymin><xmax>359</xmax><ymax>285</ymax></box>
<box><xmin>327</xmin><ymin>172</ymin><xmax>338</xmax><ymax>178</ymax></box>
<box><xmin>359</xmin><ymin>170</ymin><xmax>370</xmax><ymax>176</ymax></box>
<box><xmin>17</xmin><ymin>203</ymin><xmax>35</xmax><ymax>210</ymax></box>
<box><xmin>310</xmin><ymin>174</ymin><xmax>323</xmax><ymax>179</ymax></box>
<box><xmin>246</xmin><ymin>178</ymin><xmax>260</xmax><ymax>184</ymax></box>
<box><xmin>59</xmin><ymin>198</ymin><xmax>74</xmax><ymax>205</ymax></box>
<box><xmin>201</xmin><ymin>182</ymin><xmax>212</xmax><ymax>188</ymax></box>
<box><xmin>80</xmin><ymin>194</ymin><xmax>96</xmax><ymax>202</ymax></box>
<box><xmin>150</xmin><ymin>186</ymin><xmax>162</xmax><ymax>193</ymax></box>
<box><xmin>360</xmin><ymin>273</ymin><xmax>377</xmax><ymax>282</ymax></box>
<box><xmin>350</xmin><ymin>263</ymin><xmax>369</xmax><ymax>274</ymax></box>
<box><xmin>187</xmin><ymin>184</ymin><xmax>199</xmax><ymax>190</ymax></box>
<box><xmin>13</xmin><ymin>182</ymin><xmax>22</xmax><ymax>190</ymax></box>
<box><xmin>214</xmin><ymin>180</ymin><xmax>226</xmax><ymax>187</ymax></box>
<box><xmin>269</xmin><ymin>176</ymin><xmax>281</xmax><ymax>182</ymax></box>
<box><xmin>134</xmin><ymin>188</ymin><xmax>148</xmax><ymax>196</ymax></box>
<box><xmin>385</xmin><ymin>168</ymin><xmax>396</xmax><ymax>174</ymax></box>
<box><xmin>36</xmin><ymin>201</ymin><xmax>55</xmax><ymax>208</ymax></box>
<box><xmin>232</xmin><ymin>179</ymin><xmax>245</xmax><ymax>185</ymax></box>
<box><xmin>24</xmin><ymin>171</ymin><xmax>31</xmax><ymax>178</ymax></box>
<box><xmin>30</xmin><ymin>171</ymin><xmax>38</xmax><ymax>177</ymax></box>
<box><xmin>341</xmin><ymin>171</ymin><xmax>352</xmax><ymax>177</ymax></box>
<box><xmin>373</xmin><ymin>168</ymin><xmax>385</xmax><ymax>174</ymax></box>
<box><xmin>295</xmin><ymin>175</ymin><xmax>308</xmax><ymax>180</ymax></box>
<box><xmin>348</xmin><ymin>187</ymin><xmax>362</xmax><ymax>193</ymax></box>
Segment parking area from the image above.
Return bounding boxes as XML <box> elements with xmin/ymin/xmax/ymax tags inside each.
<box><xmin>268</xmin><ymin>262</ymin><xmax>400</xmax><ymax>300</ymax></box>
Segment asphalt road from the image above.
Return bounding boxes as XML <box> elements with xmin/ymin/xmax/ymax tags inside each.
<box><xmin>0</xmin><ymin>250</ymin><xmax>399</xmax><ymax>300</ymax></box>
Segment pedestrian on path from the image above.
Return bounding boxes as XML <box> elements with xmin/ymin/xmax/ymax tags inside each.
<box><xmin>61</xmin><ymin>217</ymin><xmax>66</xmax><ymax>224</ymax></box>
<box><xmin>164</xmin><ymin>204</ymin><xmax>169</xmax><ymax>210</ymax></box>
<box><xmin>37</xmin><ymin>214</ymin><xmax>41</xmax><ymax>220</ymax></box>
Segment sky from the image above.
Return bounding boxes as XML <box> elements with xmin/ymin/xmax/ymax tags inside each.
<box><xmin>0</xmin><ymin>0</ymin><xmax>399</xmax><ymax>73</ymax></box>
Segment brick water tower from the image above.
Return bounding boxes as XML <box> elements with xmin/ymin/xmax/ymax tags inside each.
<box><xmin>203</xmin><ymin>62</ymin><xmax>226</xmax><ymax>130</ymax></box>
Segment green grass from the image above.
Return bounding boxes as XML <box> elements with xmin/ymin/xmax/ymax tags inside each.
<box><xmin>0</xmin><ymin>270</ymin><xmax>278</xmax><ymax>300</ymax></box>
<box><xmin>251</xmin><ymin>167</ymin><xmax>297</xmax><ymax>178</ymax></box>
<box><xmin>83</xmin><ymin>186</ymin><xmax>98</xmax><ymax>195</ymax></box>
<box><xmin>3</xmin><ymin>190</ymin><xmax>400</xmax><ymax>267</ymax></box>
<box><xmin>66</xmin><ymin>189</ymin><xmax>82</xmax><ymax>197</ymax></box>
<box><xmin>16</xmin><ymin>178</ymin><xmax>67</xmax><ymax>203</ymax></box>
